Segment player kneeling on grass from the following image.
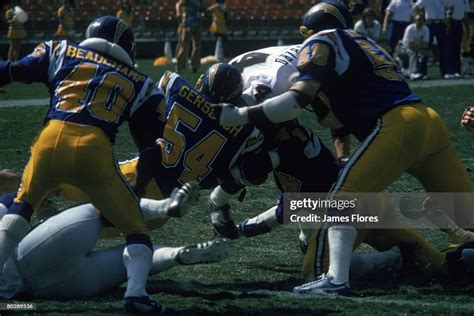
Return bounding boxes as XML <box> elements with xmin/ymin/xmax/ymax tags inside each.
<box><xmin>0</xmin><ymin>184</ymin><xmax>232</xmax><ymax>301</ymax></box>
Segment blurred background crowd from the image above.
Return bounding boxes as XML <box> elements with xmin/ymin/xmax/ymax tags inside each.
<box><xmin>1</xmin><ymin>0</ymin><xmax>473</xmax><ymax>80</ymax></box>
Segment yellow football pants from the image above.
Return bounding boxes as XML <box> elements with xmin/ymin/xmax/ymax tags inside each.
<box><xmin>15</xmin><ymin>120</ymin><xmax>149</xmax><ymax>237</ymax></box>
<box><xmin>330</xmin><ymin>103</ymin><xmax>474</xmax><ymax>226</ymax></box>
<box><xmin>56</xmin><ymin>158</ymin><xmax>168</xmax><ymax>237</ymax></box>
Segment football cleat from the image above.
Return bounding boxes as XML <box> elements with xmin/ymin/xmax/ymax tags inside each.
<box><xmin>123</xmin><ymin>296</ymin><xmax>168</xmax><ymax>315</ymax></box>
<box><xmin>175</xmin><ymin>238</ymin><xmax>233</xmax><ymax>265</ymax></box>
<box><xmin>167</xmin><ymin>181</ymin><xmax>200</xmax><ymax>218</ymax></box>
<box><xmin>209</xmin><ymin>198</ymin><xmax>240</xmax><ymax>239</ymax></box>
<box><xmin>293</xmin><ymin>273</ymin><xmax>350</xmax><ymax>296</ymax></box>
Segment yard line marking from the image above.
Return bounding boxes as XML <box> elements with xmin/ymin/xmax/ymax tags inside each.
<box><xmin>0</xmin><ymin>78</ymin><xmax>472</xmax><ymax>108</ymax></box>
<box><xmin>409</xmin><ymin>78</ymin><xmax>474</xmax><ymax>88</ymax></box>
<box><xmin>0</xmin><ymin>98</ymin><xmax>49</xmax><ymax>107</ymax></box>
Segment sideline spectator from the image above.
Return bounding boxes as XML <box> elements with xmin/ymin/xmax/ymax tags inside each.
<box><xmin>397</xmin><ymin>14</ymin><xmax>430</xmax><ymax>80</ymax></box>
<box><xmin>117</xmin><ymin>0</ymin><xmax>134</xmax><ymax>27</ymax></box>
<box><xmin>444</xmin><ymin>0</ymin><xmax>471</xmax><ymax>78</ymax></box>
<box><xmin>54</xmin><ymin>0</ymin><xmax>76</xmax><ymax>42</ymax></box>
<box><xmin>460</xmin><ymin>19</ymin><xmax>471</xmax><ymax>76</ymax></box>
<box><xmin>207</xmin><ymin>0</ymin><xmax>228</xmax><ymax>62</ymax></box>
<box><xmin>5</xmin><ymin>0</ymin><xmax>27</xmax><ymax>61</ymax></box>
<box><xmin>413</xmin><ymin>0</ymin><xmax>449</xmax><ymax>77</ymax></box>
<box><xmin>176</xmin><ymin>0</ymin><xmax>204</xmax><ymax>73</ymax></box>
<box><xmin>383</xmin><ymin>0</ymin><xmax>414</xmax><ymax>54</ymax></box>
<box><xmin>355</xmin><ymin>7</ymin><xmax>382</xmax><ymax>41</ymax></box>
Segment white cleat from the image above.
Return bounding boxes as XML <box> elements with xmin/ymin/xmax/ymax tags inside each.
<box><xmin>175</xmin><ymin>238</ymin><xmax>233</xmax><ymax>265</ymax></box>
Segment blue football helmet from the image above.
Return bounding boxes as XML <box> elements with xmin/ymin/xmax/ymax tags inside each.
<box><xmin>196</xmin><ymin>63</ymin><xmax>244</xmax><ymax>104</ymax></box>
<box><xmin>85</xmin><ymin>16</ymin><xmax>136</xmax><ymax>62</ymax></box>
<box><xmin>300</xmin><ymin>1</ymin><xmax>353</xmax><ymax>38</ymax></box>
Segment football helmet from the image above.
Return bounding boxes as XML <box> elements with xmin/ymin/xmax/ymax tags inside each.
<box><xmin>299</xmin><ymin>1</ymin><xmax>353</xmax><ymax>38</ymax></box>
<box><xmin>196</xmin><ymin>63</ymin><xmax>244</xmax><ymax>104</ymax></box>
<box><xmin>85</xmin><ymin>16</ymin><xmax>136</xmax><ymax>63</ymax></box>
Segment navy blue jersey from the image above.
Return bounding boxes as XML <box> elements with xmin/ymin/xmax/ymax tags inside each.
<box><xmin>296</xmin><ymin>29</ymin><xmax>421</xmax><ymax>140</ymax></box>
<box><xmin>141</xmin><ymin>72</ymin><xmax>263</xmax><ymax>196</ymax></box>
<box><xmin>272</xmin><ymin>124</ymin><xmax>340</xmax><ymax>194</ymax></box>
<box><xmin>13</xmin><ymin>40</ymin><xmax>157</xmax><ymax>142</ymax></box>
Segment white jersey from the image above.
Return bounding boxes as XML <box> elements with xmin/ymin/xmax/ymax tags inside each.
<box><xmin>229</xmin><ymin>45</ymin><xmax>301</xmax><ymax>105</ymax></box>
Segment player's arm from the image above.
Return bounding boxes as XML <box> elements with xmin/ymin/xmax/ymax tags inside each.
<box><xmin>215</xmin><ymin>39</ymin><xmax>335</xmax><ymax>131</ymax></box>
<box><xmin>0</xmin><ymin>42</ymin><xmax>51</xmax><ymax>87</ymax></box>
<box><xmin>129</xmin><ymin>93</ymin><xmax>166</xmax><ymax>151</ymax></box>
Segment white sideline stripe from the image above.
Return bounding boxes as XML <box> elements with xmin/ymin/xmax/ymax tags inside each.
<box><xmin>0</xmin><ymin>98</ymin><xmax>49</xmax><ymax>107</ymax></box>
<box><xmin>0</xmin><ymin>78</ymin><xmax>472</xmax><ymax>108</ymax></box>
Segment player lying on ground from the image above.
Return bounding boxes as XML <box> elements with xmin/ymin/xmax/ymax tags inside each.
<box><xmin>229</xmin><ymin>44</ymin><xmax>352</xmax><ymax>164</ymax></box>
<box><xmin>213</xmin><ymin>1</ymin><xmax>474</xmax><ymax>295</ymax></box>
<box><xmin>0</xmin><ymin>16</ymin><xmax>168</xmax><ymax>313</ymax></box>
<box><xmin>0</xmin><ymin>190</ymin><xmax>232</xmax><ymax>300</ymax></box>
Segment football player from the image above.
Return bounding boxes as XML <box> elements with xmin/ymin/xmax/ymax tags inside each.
<box><xmin>230</xmin><ymin>44</ymin><xmax>352</xmax><ymax>164</ymax></box>
<box><xmin>0</xmin><ymin>189</ymin><xmax>232</xmax><ymax>301</ymax></box>
<box><xmin>213</xmin><ymin>1</ymin><xmax>474</xmax><ymax>295</ymax></box>
<box><xmin>461</xmin><ymin>107</ymin><xmax>474</xmax><ymax>133</ymax></box>
<box><xmin>0</xmin><ymin>16</ymin><xmax>166</xmax><ymax>313</ymax></box>
<box><xmin>133</xmin><ymin>64</ymin><xmax>263</xmax><ymax>216</ymax></box>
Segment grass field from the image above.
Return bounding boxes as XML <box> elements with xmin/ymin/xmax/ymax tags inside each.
<box><xmin>0</xmin><ymin>60</ymin><xmax>473</xmax><ymax>315</ymax></box>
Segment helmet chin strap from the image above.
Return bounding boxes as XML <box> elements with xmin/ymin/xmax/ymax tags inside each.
<box><xmin>79</xmin><ymin>37</ymin><xmax>133</xmax><ymax>67</ymax></box>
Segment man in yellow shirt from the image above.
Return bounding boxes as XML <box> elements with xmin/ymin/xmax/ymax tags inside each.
<box><xmin>5</xmin><ymin>1</ymin><xmax>27</xmax><ymax>61</ymax></box>
<box><xmin>54</xmin><ymin>0</ymin><xmax>76</xmax><ymax>42</ymax></box>
<box><xmin>117</xmin><ymin>0</ymin><xmax>134</xmax><ymax>27</ymax></box>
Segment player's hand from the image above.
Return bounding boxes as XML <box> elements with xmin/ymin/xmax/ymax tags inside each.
<box><xmin>212</xmin><ymin>103</ymin><xmax>249</xmax><ymax>127</ymax></box>
<box><xmin>460</xmin><ymin>107</ymin><xmax>474</xmax><ymax>133</ymax></box>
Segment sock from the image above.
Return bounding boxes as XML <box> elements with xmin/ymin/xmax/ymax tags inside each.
<box><xmin>123</xmin><ymin>244</ymin><xmax>153</xmax><ymax>298</ymax></box>
<box><xmin>327</xmin><ymin>225</ymin><xmax>357</xmax><ymax>284</ymax></box>
<box><xmin>150</xmin><ymin>245</ymin><xmax>181</xmax><ymax>274</ymax></box>
<box><xmin>350</xmin><ymin>247</ymin><xmax>401</xmax><ymax>279</ymax></box>
<box><xmin>239</xmin><ymin>206</ymin><xmax>279</xmax><ymax>237</ymax></box>
<box><xmin>139</xmin><ymin>198</ymin><xmax>171</xmax><ymax>222</ymax></box>
<box><xmin>210</xmin><ymin>186</ymin><xmax>236</xmax><ymax>207</ymax></box>
<box><xmin>0</xmin><ymin>214</ymin><xmax>30</xmax><ymax>266</ymax></box>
